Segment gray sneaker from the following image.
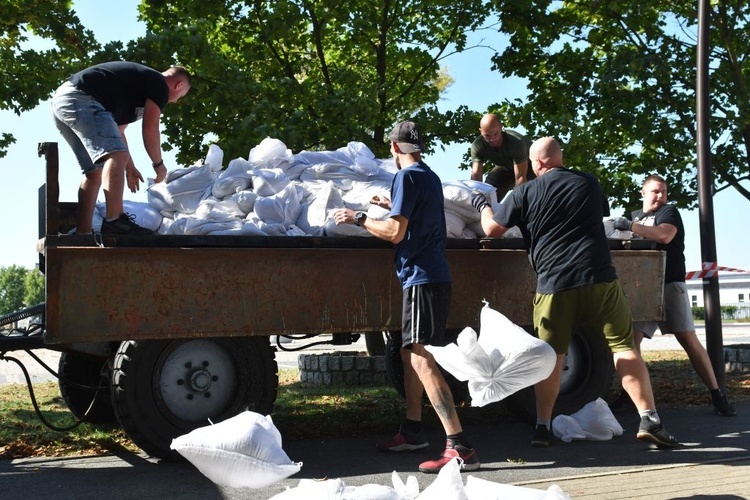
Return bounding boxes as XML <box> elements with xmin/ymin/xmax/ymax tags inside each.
<box><xmin>636</xmin><ymin>417</ymin><xmax>678</xmax><ymax>448</ymax></box>
<box><xmin>100</xmin><ymin>213</ymin><xmax>153</xmax><ymax>235</ymax></box>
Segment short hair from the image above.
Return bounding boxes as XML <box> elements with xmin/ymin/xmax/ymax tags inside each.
<box><xmin>642</xmin><ymin>174</ymin><xmax>666</xmax><ymax>187</ymax></box>
<box><xmin>167</xmin><ymin>66</ymin><xmax>192</xmax><ymax>86</ymax></box>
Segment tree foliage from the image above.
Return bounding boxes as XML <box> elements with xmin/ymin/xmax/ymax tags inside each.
<box><xmin>0</xmin><ymin>265</ymin><xmax>28</xmax><ymax>315</ymax></box>
<box><xmin>491</xmin><ymin>0</ymin><xmax>750</xmax><ymax>211</ymax></box>
<box><xmin>0</xmin><ymin>0</ymin><xmax>103</xmax><ymax>158</ymax></box>
<box><xmin>130</xmin><ymin>0</ymin><xmax>492</xmax><ymax>164</ymax></box>
<box><xmin>23</xmin><ymin>268</ymin><xmax>45</xmax><ymax>307</ymax></box>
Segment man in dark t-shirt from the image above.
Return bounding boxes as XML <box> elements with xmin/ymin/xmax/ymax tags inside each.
<box><xmin>470</xmin><ymin>113</ymin><xmax>532</xmax><ymax>201</ymax></box>
<box><xmin>52</xmin><ymin>61</ymin><xmax>191</xmax><ymax>234</ymax></box>
<box><xmin>471</xmin><ymin>137</ymin><xmax>678</xmax><ymax>449</ymax></box>
<box><xmin>612</xmin><ymin>175</ymin><xmax>735</xmax><ymax>416</ymax></box>
<box><xmin>333</xmin><ymin>121</ymin><xmax>478</xmax><ymax>474</ymax></box>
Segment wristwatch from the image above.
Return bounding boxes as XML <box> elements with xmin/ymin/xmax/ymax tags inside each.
<box><xmin>354</xmin><ymin>211</ymin><xmax>367</xmax><ymax>226</ymax></box>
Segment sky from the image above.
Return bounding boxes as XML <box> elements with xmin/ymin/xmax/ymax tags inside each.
<box><xmin>1</xmin><ymin>0</ymin><xmax>749</xmax><ymax>276</ymax></box>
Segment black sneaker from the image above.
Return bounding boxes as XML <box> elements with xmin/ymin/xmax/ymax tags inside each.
<box><xmin>531</xmin><ymin>424</ymin><xmax>552</xmax><ymax>447</ymax></box>
<box><xmin>636</xmin><ymin>417</ymin><xmax>678</xmax><ymax>448</ymax></box>
<box><xmin>712</xmin><ymin>392</ymin><xmax>736</xmax><ymax>417</ymax></box>
<box><xmin>100</xmin><ymin>213</ymin><xmax>154</xmax><ymax>235</ymax></box>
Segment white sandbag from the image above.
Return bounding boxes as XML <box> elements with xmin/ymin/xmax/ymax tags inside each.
<box><xmin>295</xmin><ymin>181</ymin><xmax>344</xmax><ymax>237</ymax></box>
<box><xmin>269</xmin><ymin>478</ymin><xmax>346</xmax><ymax>500</ymax></box>
<box><xmin>195</xmin><ymin>197</ymin><xmax>246</xmax><ymax>220</ymax></box>
<box><xmin>204</xmin><ymin>143</ymin><xmax>224</xmax><ymax>172</ymax></box>
<box><xmin>445</xmin><ymin>209</ymin><xmax>466</xmax><ymax>239</ymax></box>
<box><xmin>442</xmin><ymin>180</ymin><xmax>498</xmax><ymax>223</ymax></box>
<box><xmin>248</xmin><ymin>167</ymin><xmax>291</xmax><ymax>197</ymax></box>
<box><xmin>96</xmin><ymin>200</ymin><xmax>163</xmax><ymax>231</ymax></box>
<box><xmin>248</xmin><ymin>137</ymin><xmax>294</xmax><ymax>170</ymax></box>
<box><xmin>426</xmin><ymin>303</ymin><xmax>556</xmax><ymax>407</ymax></box>
<box><xmin>254</xmin><ymin>183</ymin><xmax>303</xmax><ymax>227</ymax></box>
<box><xmin>170</xmin><ymin>411</ymin><xmax>301</xmax><ymax>489</ymax></box>
<box><xmin>212</xmin><ymin>160</ymin><xmax>252</xmax><ymax>197</ymax></box>
<box><xmin>147</xmin><ymin>164</ymin><xmax>214</xmax><ymax>215</ymax></box>
<box><xmin>343</xmin><ymin>484</ymin><xmax>401</xmax><ymax>500</ymax></box>
<box><xmin>416</xmin><ymin>458</ymin><xmax>468</xmax><ymax>500</ymax></box>
<box><xmin>230</xmin><ymin>189</ymin><xmax>258</xmax><ymax>215</ymax></box>
<box><xmin>464</xmin><ymin>476</ymin><xmax>570</xmax><ymax>500</ymax></box>
<box><xmin>552</xmin><ymin>397</ymin><xmax>624</xmax><ymax>443</ymax></box>
<box><xmin>342</xmin><ymin>181</ymin><xmax>394</xmax><ymax>210</ymax></box>
<box><xmin>392</xmin><ymin>471</ymin><xmax>420</xmax><ymax>500</ymax></box>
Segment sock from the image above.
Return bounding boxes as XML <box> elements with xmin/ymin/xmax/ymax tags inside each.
<box><xmin>536</xmin><ymin>419</ymin><xmax>551</xmax><ymax>430</ymax></box>
<box><xmin>401</xmin><ymin>419</ymin><xmax>421</xmax><ymax>436</ymax></box>
<box><xmin>639</xmin><ymin>409</ymin><xmax>661</xmax><ymax>424</ymax></box>
<box><xmin>446</xmin><ymin>432</ymin><xmax>471</xmax><ymax>449</ymax></box>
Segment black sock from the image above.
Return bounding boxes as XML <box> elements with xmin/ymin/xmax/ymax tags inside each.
<box><xmin>447</xmin><ymin>432</ymin><xmax>471</xmax><ymax>449</ymax></box>
<box><xmin>401</xmin><ymin>419</ymin><xmax>421</xmax><ymax>435</ymax></box>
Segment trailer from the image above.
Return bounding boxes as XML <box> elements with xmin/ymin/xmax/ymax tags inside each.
<box><xmin>0</xmin><ymin>142</ymin><xmax>665</xmax><ymax>459</ymax></box>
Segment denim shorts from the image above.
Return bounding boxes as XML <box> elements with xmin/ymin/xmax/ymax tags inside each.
<box><xmin>51</xmin><ymin>81</ymin><xmax>127</xmax><ymax>174</ymax></box>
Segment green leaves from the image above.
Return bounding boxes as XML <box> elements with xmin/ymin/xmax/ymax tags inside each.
<box><xmin>492</xmin><ymin>0</ymin><xmax>750</xmax><ymax>209</ymax></box>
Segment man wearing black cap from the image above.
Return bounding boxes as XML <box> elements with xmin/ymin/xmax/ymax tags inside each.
<box><xmin>333</xmin><ymin>121</ymin><xmax>479</xmax><ymax>473</ymax></box>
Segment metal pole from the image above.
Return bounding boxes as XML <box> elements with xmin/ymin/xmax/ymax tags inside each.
<box><xmin>696</xmin><ymin>0</ymin><xmax>725</xmax><ymax>390</ymax></box>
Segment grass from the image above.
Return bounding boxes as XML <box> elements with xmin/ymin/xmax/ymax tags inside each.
<box><xmin>1</xmin><ymin>351</ymin><xmax>748</xmax><ymax>460</ymax></box>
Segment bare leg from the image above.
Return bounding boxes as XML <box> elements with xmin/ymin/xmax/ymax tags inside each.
<box><xmin>534</xmin><ymin>354</ymin><xmax>566</xmax><ymax>422</ymax></box>
<box><xmin>101</xmin><ymin>151</ymin><xmax>129</xmax><ymax>219</ymax></box>
<box><xmin>401</xmin><ymin>347</ymin><xmax>425</xmax><ymax>422</ymax></box>
<box><xmin>407</xmin><ymin>344</ymin><xmax>462</xmax><ymax>435</ymax></box>
<box><xmin>76</xmin><ymin>169</ymin><xmax>102</xmax><ymax>233</ymax></box>
<box><xmin>614</xmin><ymin>349</ymin><xmax>656</xmax><ymax>411</ymax></box>
<box><xmin>675</xmin><ymin>331</ymin><xmax>719</xmax><ymax>390</ymax></box>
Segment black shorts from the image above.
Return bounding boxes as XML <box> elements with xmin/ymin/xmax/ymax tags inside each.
<box><xmin>400</xmin><ymin>282</ymin><xmax>452</xmax><ymax>348</ymax></box>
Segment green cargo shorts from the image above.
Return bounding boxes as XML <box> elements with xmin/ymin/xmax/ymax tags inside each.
<box><xmin>533</xmin><ymin>280</ymin><xmax>634</xmax><ymax>354</ymax></box>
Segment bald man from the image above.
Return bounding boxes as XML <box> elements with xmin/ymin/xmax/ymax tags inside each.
<box><xmin>470</xmin><ymin>137</ymin><xmax>678</xmax><ymax>449</ymax></box>
<box><xmin>470</xmin><ymin>113</ymin><xmax>531</xmax><ymax>200</ymax></box>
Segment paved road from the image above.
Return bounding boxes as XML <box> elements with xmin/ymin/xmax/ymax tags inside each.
<box><xmin>0</xmin><ymin>401</ymin><xmax>747</xmax><ymax>499</ymax></box>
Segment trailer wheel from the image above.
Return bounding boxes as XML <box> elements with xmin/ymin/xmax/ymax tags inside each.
<box><xmin>111</xmin><ymin>337</ymin><xmax>277</xmax><ymax>460</ymax></box>
<box><xmin>384</xmin><ymin>332</ymin><xmax>470</xmax><ymax>405</ymax></box>
<box><xmin>503</xmin><ymin>327</ymin><xmax>614</xmax><ymax>423</ymax></box>
<box><xmin>58</xmin><ymin>352</ymin><xmax>117</xmax><ymax>424</ymax></box>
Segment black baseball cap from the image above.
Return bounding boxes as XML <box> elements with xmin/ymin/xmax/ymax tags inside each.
<box><xmin>389</xmin><ymin>121</ymin><xmax>423</xmax><ymax>153</ymax></box>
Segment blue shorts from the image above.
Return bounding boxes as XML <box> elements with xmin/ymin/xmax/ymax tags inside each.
<box><xmin>51</xmin><ymin>81</ymin><xmax>127</xmax><ymax>174</ymax></box>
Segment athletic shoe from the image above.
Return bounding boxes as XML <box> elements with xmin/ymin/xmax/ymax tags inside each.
<box><xmin>712</xmin><ymin>392</ymin><xmax>736</xmax><ymax>417</ymax></box>
<box><xmin>376</xmin><ymin>431</ymin><xmax>429</xmax><ymax>452</ymax></box>
<box><xmin>531</xmin><ymin>424</ymin><xmax>552</xmax><ymax>447</ymax></box>
<box><xmin>636</xmin><ymin>417</ymin><xmax>678</xmax><ymax>448</ymax></box>
<box><xmin>418</xmin><ymin>442</ymin><xmax>479</xmax><ymax>473</ymax></box>
<box><xmin>100</xmin><ymin>213</ymin><xmax>154</xmax><ymax>235</ymax></box>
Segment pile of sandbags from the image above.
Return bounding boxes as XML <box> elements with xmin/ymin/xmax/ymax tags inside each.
<box><xmin>109</xmin><ymin>137</ymin><xmax>522</xmax><ymax>238</ymax></box>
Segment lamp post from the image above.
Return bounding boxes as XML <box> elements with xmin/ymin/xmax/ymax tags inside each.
<box><xmin>696</xmin><ymin>0</ymin><xmax>725</xmax><ymax>390</ymax></box>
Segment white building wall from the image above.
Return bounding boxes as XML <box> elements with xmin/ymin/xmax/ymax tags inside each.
<box><xmin>686</xmin><ymin>273</ymin><xmax>750</xmax><ymax>308</ymax></box>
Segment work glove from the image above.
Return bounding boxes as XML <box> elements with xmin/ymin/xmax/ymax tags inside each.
<box><xmin>471</xmin><ymin>191</ymin><xmax>490</xmax><ymax>213</ymax></box>
<box><xmin>612</xmin><ymin>216</ymin><xmax>633</xmax><ymax>231</ymax></box>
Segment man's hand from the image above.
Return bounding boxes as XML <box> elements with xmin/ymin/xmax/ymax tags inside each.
<box><xmin>612</xmin><ymin>217</ymin><xmax>632</xmax><ymax>231</ymax></box>
<box><xmin>371</xmin><ymin>194</ymin><xmax>391</xmax><ymax>210</ymax></box>
<box><xmin>471</xmin><ymin>191</ymin><xmax>490</xmax><ymax>213</ymax></box>
<box><xmin>153</xmin><ymin>163</ymin><xmax>167</xmax><ymax>183</ymax></box>
<box><xmin>126</xmin><ymin>166</ymin><xmax>145</xmax><ymax>193</ymax></box>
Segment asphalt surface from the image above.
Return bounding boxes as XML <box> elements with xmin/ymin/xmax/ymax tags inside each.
<box><xmin>0</xmin><ymin>400</ymin><xmax>748</xmax><ymax>499</ymax></box>
<box><xmin>1</xmin><ymin>326</ymin><xmax>749</xmax><ymax>499</ymax></box>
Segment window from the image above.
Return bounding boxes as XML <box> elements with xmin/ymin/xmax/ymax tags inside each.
<box><xmin>691</xmin><ymin>295</ymin><xmax>698</xmax><ymax>307</ymax></box>
<box><xmin>740</xmin><ymin>294</ymin><xmax>745</xmax><ymax>303</ymax></box>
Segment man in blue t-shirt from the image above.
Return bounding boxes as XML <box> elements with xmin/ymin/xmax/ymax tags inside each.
<box><xmin>471</xmin><ymin>137</ymin><xmax>678</xmax><ymax>449</ymax></box>
<box><xmin>333</xmin><ymin>121</ymin><xmax>478</xmax><ymax>474</ymax></box>
<box><xmin>612</xmin><ymin>175</ymin><xmax>735</xmax><ymax>416</ymax></box>
<box><xmin>52</xmin><ymin>61</ymin><xmax>191</xmax><ymax>234</ymax></box>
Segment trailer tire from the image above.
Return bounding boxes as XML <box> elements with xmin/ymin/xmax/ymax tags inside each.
<box><xmin>503</xmin><ymin>327</ymin><xmax>614</xmax><ymax>423</ymax></box>
<box><xmin>384</xmin><ymin>332</ymin><xmax>470</xmax><ymax>405</ymax></box>
<box><xmin>111</xmin><ymin>337</ymin><xmax>277</xmax><ymax>460</ymax></box>
<box><xmin>58</xmin><ymin>352</ymin><xmax>116</xmax><ymax>425</ymax></box>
